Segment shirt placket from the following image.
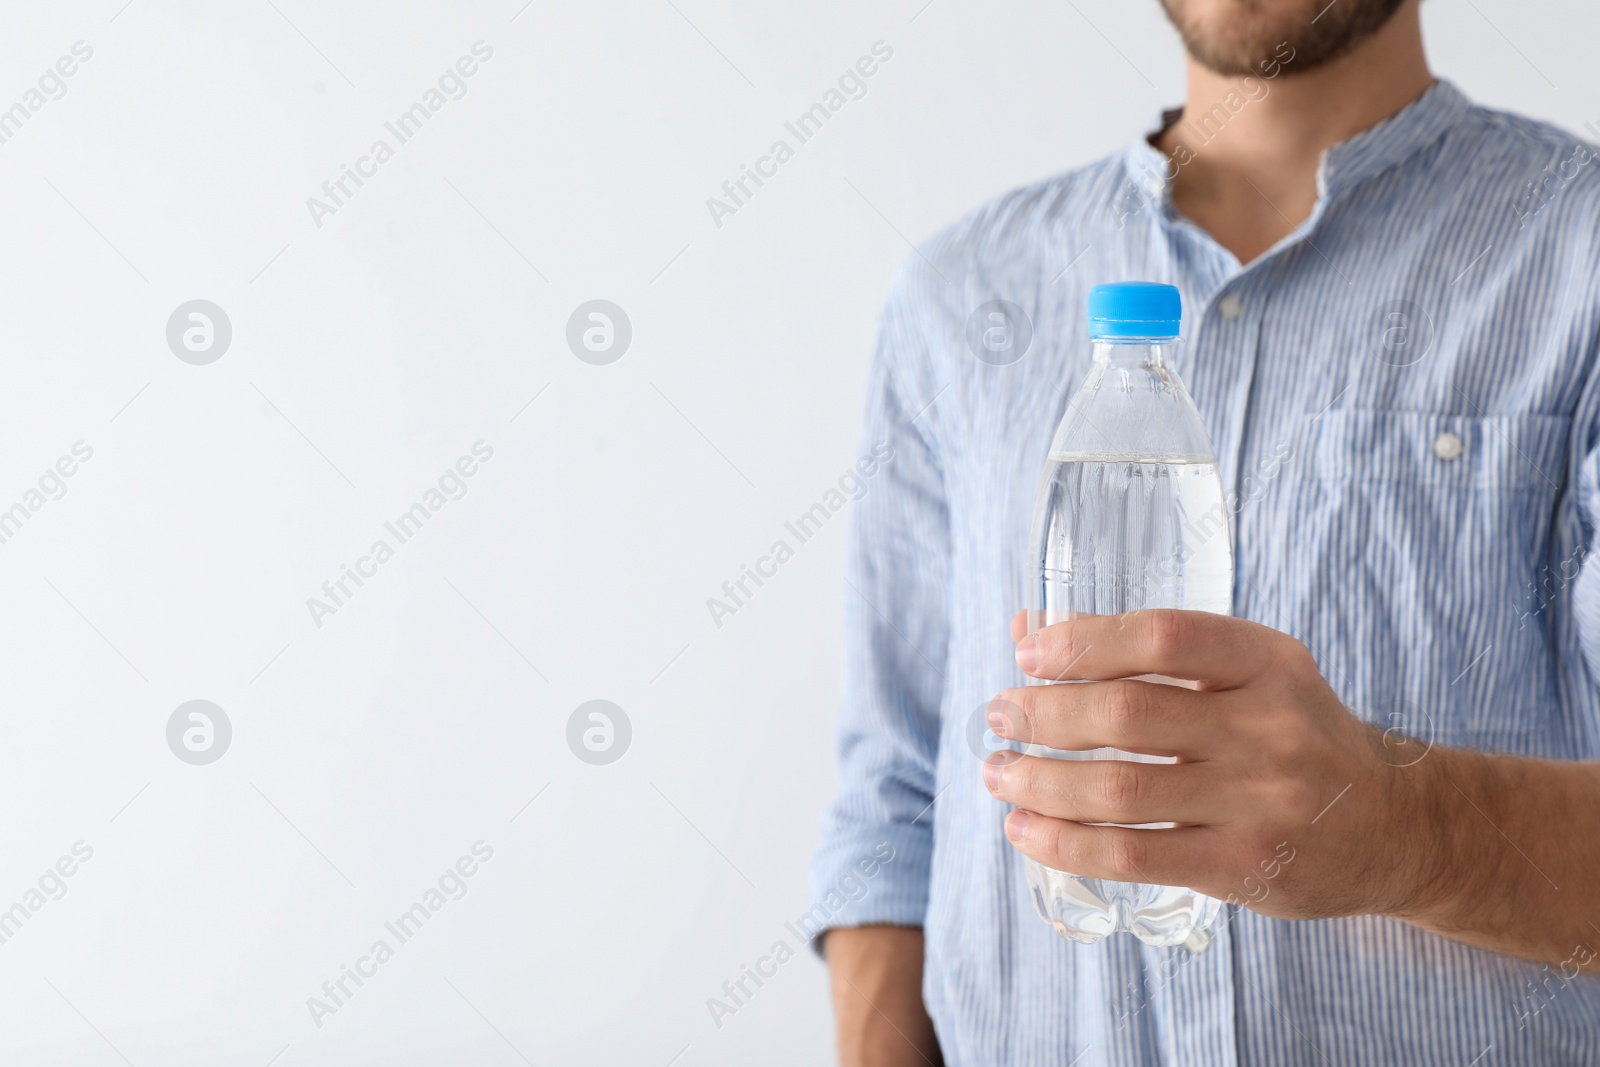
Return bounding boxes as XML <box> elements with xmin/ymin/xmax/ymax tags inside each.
<box><xmin>1140</xmin><ymin>911</ymin><xmax>1241</xmax><ymax>1066</ymax></box>
<box><xmin>1139</xmin><ymin>218</ymin><xmax>1265</xmax><ymax>1067</ymax></box>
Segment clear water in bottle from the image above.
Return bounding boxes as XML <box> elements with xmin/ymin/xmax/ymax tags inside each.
<box><xmin>1020</xmin><ymin>282</ymin><xmax>1234</xmax><ymax>952</ymax></box>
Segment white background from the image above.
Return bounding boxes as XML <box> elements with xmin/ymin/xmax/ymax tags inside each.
<box><xmin>0</xmin><ymin>1</ymin><xmax>1593</xmax><ymax>1064</ymax></box>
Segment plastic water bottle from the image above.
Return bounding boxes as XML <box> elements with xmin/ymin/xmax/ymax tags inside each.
<box><xmin>1021</xmin><ymin>282</ymin><xmax>1233</xmax><ymax>952</ymax></box>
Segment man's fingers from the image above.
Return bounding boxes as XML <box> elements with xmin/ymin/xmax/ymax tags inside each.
<box><xmin>1003</xmin><ymin>810</ymin><xmax>1214</xmax><ymax>887</ymax></box>
<box><xmin>989</xmin><ymin>679</ymin><xmax>1218</xmax><ymax>756</ymax></box>
<box><xmin>1011</xmin><ymin>609</ymin><xmax>1028</xmax><ymax>645</ymax></box>
<box><xmin>983</xmin><ymin>752</ymin><xmax>1223</xmax><ymax>825</ymax></box>
<box><xmin>1016</xmin><ymin>609</ymin><xmax>1279</xmax><ymax>688</ymax></box>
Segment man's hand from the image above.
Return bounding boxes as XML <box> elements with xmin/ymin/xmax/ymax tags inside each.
<box><xmin>983</xmin><ymin>609</ymin><xmax>1437</xmax><ymax>920</ymax></box>
<box><xmin>982</xmin><ymin>609</ymin><xmax>1600</xmax><ymax>970</ymax></box>
<box><xmin>824</xmin><ymin>925</ymin><xmax>942</xmax><ymax>1067</ymax></box>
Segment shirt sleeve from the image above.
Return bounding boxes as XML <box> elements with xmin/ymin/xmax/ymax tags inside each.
<box><xmin>1571</xmin><ymin>435</ymin><xmax>1600</xmax><ymax>686</ymax></box>
<box><xmin>1567</xmin><ymin>266</ymin><xmax>1600</xmax><ymax>684</ymax></box>
<box><xmin>806</xmin><ymin>270</ymin><xmax>950</xmax><ymax>947</ymax></box>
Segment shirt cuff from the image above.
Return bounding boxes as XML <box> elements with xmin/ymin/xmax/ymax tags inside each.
<box><xmin>804</xmin><ymin>822</ymin><xmax>933</xmax><ymax>958</ymax></box>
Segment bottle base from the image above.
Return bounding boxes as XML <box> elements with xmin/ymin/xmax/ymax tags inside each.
<box><xmin>1026</xmin><ymin>858</ymin><xmax>1222</xmax><ymax>953</ymax></box>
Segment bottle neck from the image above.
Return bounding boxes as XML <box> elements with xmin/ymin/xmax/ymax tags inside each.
<box><xmin>1091</xmin><ymin>337</ymin><xmax>1178</xmax><ymax>366</ymax></box>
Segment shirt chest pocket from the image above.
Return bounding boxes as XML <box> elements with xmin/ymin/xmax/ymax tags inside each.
<box><xmin>1256</xmin><ymin>408</ymin><xmax>1572</xmax><ymax>749</ymax></box>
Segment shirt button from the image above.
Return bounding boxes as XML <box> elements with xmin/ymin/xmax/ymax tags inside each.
<box><xmin>1433</xmin><ymin>431</ymin><xmax>1464</xmax><ymax>461</ymax></box>
<box><xmin>1218</xmin><ymin>294</ymin><xmax>1244</xmax><ymax>321</ymax></box>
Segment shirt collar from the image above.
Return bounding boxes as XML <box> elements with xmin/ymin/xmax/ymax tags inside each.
<box><xmin>1316</xmin><ymin>79</ymin><xmax>1469</xmax><ymax>196</ymax></box>
<box><xmin>1123</xmin><ymin>78</ymin><xmax>1471</xmax><ymax>209</ymax></box>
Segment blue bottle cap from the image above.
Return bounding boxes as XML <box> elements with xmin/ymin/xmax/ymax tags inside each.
<box><xmin>1087</xmin><ymin>282</ymin><xmax>1181</xmax><ymax>339</ymax></box>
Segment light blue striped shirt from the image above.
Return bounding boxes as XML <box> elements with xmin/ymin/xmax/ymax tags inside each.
<box><xmin>810</xmin><ymin>80</ymin><xmax>1600</xmax><ymax>1065</ymax></box>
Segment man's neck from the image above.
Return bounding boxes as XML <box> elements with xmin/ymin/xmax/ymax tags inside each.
<box><xmin>1153</xmin><ymin>3</ymin><xmax>1434</xmax><ymax>264</ymax></box>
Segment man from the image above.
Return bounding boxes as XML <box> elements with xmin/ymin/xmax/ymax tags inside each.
<box><xmin>810</xmin><ymin>0</ymin><xmax>1600</xmax><ymax>1063</ymax></box>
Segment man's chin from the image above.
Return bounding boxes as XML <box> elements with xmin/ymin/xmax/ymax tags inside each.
<box><xmin>1160</xmin><ymin>0</ymin><xmax>1409</xmax><ymax>77</ymax></box>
